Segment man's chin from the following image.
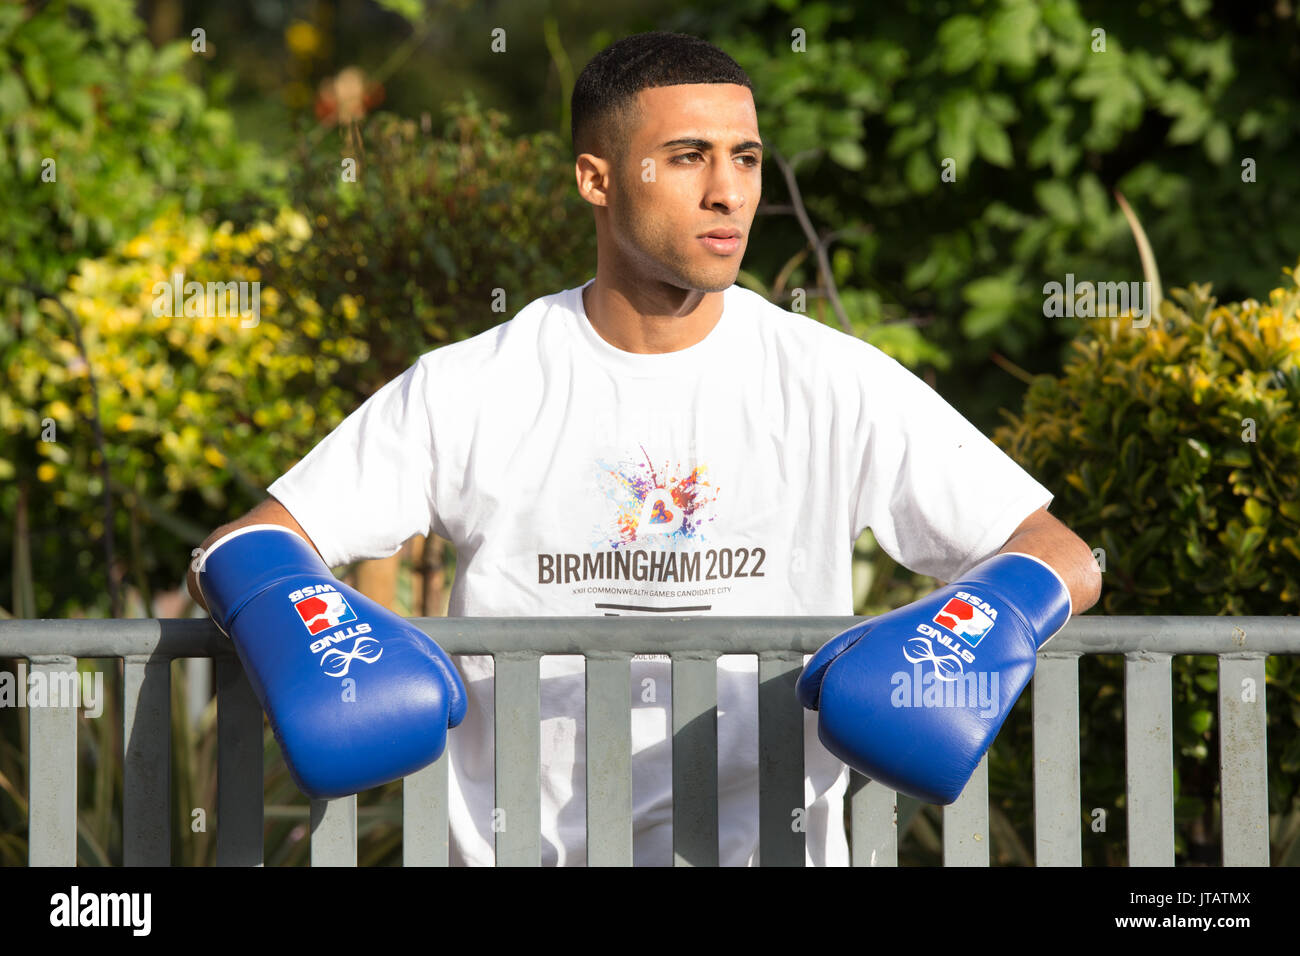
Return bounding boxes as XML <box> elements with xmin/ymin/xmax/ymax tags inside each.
<box><xmin>676</xmin><ymin>268</ymin><xmax>739</xmax><ymax>294</ymax></box>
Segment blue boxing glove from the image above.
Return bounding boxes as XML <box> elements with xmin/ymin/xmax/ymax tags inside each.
<box><xmin>196</xmin><ymin>524</ymin><xmax>467</xmax><ymax>799</ymax></box>
<box><xmin>796</xmin><ymin>552</ymin><xmax>1071</xmax><ymax>805</ymax></box>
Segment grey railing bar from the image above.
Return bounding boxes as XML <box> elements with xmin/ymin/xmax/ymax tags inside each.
<box><xmin>123</xmin><ymin>656</ymin><xmax>170</xmax><ymax>866</ymax></box>
<box><xmin>585</xmin><ymin>652</ymin><xmax>633</xmax><ymax>866</ymax></box>
<box><xmin>494</xmin><ymin>652</ymin><xmax>540</xmax><ymax>866</ymax></box>
<box><xmin>758</xmin><ymin>651</ymin><xmax>805</xmax><ymax>866</ymax></box>
<box><xmin>6</xmin><ymin>616</ymin><xmax>1299</xmax><ymax>659</ymax></box>
<box><xmin>1217</xmin><ymin>654</ymin><xmax>1270</xmax><ymax>865</ymax></box>
<box><xmin>849</xmin><ymin>773</ymin><xmax>898</xmax><ymax>866</ymax></box>
<box><xmin>1033</xmin><ymin>653</ymin><xmax>1082</xmax><ymax>866</ymax></box>
<box><xmin>310</xmin><ymin>796</ymin><xmax>357</xmax><ymax>866</ymax></box>
<box><xmin>942</xmin><ymin>754</ymin><xmax>990</xmax><ymax>866</ymax></box>
<box><xmin>402</xmin><ymin>757</ymin><xmax>450</xmax><ymax>866</ymax></box>
<box><xmin>26</xmin><ymin>656</ymin><xmax>79</xmax><ymax>866</ymax></box>
<box><xmin>672</xmin><ymin>651</ymin><xmax>719</xmax><ymax>867</ymax></box>
<box><xmin>215</xmin><ymin>654</ymin><xmax>264</xmax><ymax>866</ymax></box>
<box><xmin>1125</xmin><ymin>652</ymin><xmax>1175</xmax><ymax>866</ymax></box>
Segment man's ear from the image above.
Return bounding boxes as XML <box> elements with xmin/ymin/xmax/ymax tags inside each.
<box><xmin>575</xmin><ymin>152</ymin><xmax>612</xmax><ymax>208</ymax></box>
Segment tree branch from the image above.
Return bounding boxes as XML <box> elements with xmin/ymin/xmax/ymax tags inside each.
<box><xmin>770</xmin><ymin>149</ymin><xmax>853</xmax><ymax>335</ymax></box>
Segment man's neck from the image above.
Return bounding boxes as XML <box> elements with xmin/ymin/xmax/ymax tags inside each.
<box><xmin>582</xmin><ymin>276</ymin><xmax>726</xmax><ymax>355</ymax></box>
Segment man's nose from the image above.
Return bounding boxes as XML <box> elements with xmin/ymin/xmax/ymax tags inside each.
<box><xmin>703</xmin><ymin>163</ymin><xmax>748</xmax><ymax>212</ymax></box>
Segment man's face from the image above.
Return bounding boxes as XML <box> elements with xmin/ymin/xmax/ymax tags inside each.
<box><xmin>600</xmin><ymin>83</ymin><xmax>762</xmax><ymax>294</ymax></box>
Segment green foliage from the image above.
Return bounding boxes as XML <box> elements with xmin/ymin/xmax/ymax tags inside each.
<box><xmin>270</xmin><ymin>100</ymin><xmax>598</xmax><ymax>387</ymax></box>
<box><xmin>992</xmin><ymin>265</ymin><xmax>1300</xmax><ymax>864</ymax></box>
<box><xmin>997</xmin><ymin>269</ymin><xmax>1300</xmax><ymax>613</ymax></box>
<box><xmin>0</xmin><ymin>210</ymin><xmax>358</xmax><ymax>618</ymax></box>
<box><xmin>690</xmin><ymin>0</ymin><xmax>1300</xmax><ymax>417</ymax></box>
<box><xmin>0</xmin><ymin>0</ymin><xmax>277</xmax><ymax>335</ymax></box>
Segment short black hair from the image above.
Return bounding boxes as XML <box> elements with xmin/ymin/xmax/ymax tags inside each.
<box><xmin>570</xmin><ymin>32</ymin><xmax>752</xmax><ymax>160</ymax></box>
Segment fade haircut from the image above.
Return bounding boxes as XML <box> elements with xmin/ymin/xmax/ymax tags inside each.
<box><xmin>570</xmin><ymin>32</ymin><xmax>752</xmax><ymax>162</ymax></box>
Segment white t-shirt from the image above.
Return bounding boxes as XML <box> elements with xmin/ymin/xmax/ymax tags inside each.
<box><xmin>267</xmin><ymin>279</ymin><xmax>1052</xmax><ymax>866</ymax></box>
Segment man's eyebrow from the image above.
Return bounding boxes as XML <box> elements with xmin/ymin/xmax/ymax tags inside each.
<box><xmin>658</xmin><ymin>137</ymin><xmax>764</xmax><ymax>153</ymax></box>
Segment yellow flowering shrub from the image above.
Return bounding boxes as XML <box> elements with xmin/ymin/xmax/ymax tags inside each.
<box><xmin>0</xmin><ymin>209</ymin><xmax>362</xmax><ymax>616</ymax></box>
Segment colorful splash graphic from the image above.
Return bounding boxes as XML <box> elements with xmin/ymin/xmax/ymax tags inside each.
<box><xmin>594</xmin><ymin>444</ymin><xmax>719</xmax><ymax>548</ymax></box>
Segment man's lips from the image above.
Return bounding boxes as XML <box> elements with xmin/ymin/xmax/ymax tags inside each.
<box><xmin>698</xmin><ymin>230</ymin><xmax>743</xmax><ymax>254</ymax></box>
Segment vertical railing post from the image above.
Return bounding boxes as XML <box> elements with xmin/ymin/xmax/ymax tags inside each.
<box><xmin>1124</xmin><ymin>651</ymin><xmax>1175</xmax><ymax>866</ymax></box>
<box><xmin>215</xmin><ymin>653</ymin><xmax>264</xmax><ymax>866</ymax></box>
<box><xmin>123</xmin><ymin>655</ymin><xmax>171</xmax><ymax>866</ymax></box>
<box><xmin>849</xmin><ymin>773</ymin><xmax>898</xmax><ymax>867</ymax></box>
<box><xmin>26</xmin><ymin>655</ymin><xmax>79</xmax><ymax>866</ymax></box>
<box><xmin>758</xmin><ymin>651</ymin><xmax>805</xmax><ymax>866</ymax></box>
<box><xmin>942</xmin><ymin>755</ymin><xmax>990</xmax><ymax>866</ymax></box>
<box><xmin>403</xmin><ymin>757</ymin><xmax>451</xmax><ymax>866</ymax></box>
<box><xmin>310</xmin><ymin>796</ymin><xmax>357</xmax><ymax>866</ymax></box>
<box><xmin>493</xmin><ymin>651</ymin><xmax>541</xmax><ymax>866</ymax></box>
<box><xmin>1033</xmin><ymin>652</ymin><xmax>1082</xmax><ymax>866</ymax></box>
<box><xmin>585</xmin><ymin>652</ymin><xmax>633</xmax><ymax>866</ymax></box>
<box><xmin>1218</xmin><ymin>653</ymin><xmax>1270</xmax><ymax>865</ymax></box>
<box><xmin>671</xmin><ymin>651</ymin><xmax>719</xmax><ymax>867</ymax></box>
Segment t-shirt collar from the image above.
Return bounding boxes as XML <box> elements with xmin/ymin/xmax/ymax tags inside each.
<box><xmin>571</xmin><ymin>278</ymin><xmax>737</xmax><ymax>378</ymax></box>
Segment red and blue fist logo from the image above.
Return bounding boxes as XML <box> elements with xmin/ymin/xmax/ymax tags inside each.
<box><xmin>933</xmin><ymin>596</ymin><xmax>995</xmax><ymax>646</ymax></box>
<box><xmin>294</xmin><ymin>591</ymin><xmax>357</xmax><ymax>635</ymax></box>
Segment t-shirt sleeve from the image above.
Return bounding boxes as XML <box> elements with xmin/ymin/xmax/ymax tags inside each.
<box><xmin>266</xmin><ymin>355</ymin><xmax>440</xmax><ymax>569</ymax></box>
<box><xmin>848</xmin><ymin>346</ymin><xmax>1053</xmax><ymax>583</ymax></box>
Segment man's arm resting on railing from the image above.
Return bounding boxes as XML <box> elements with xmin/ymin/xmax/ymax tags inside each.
<box><xmin>186</xmin><ymin>496</ymin><xmax>323</xmax><ymax>612</ymax></box>
<box><xmin>186</xmin><ymin>500</ymin><xmax>467</xmax><ymax>799</ymax></box>
<box><xmin>796</xmin><ymin>504</ymin><xmax>1100</xmax><ymax>805</ymax></box>
<box><xmin>995</xmin><ymin>505</ymin><xmax>1101</xmax><ymax>615</ymax></box>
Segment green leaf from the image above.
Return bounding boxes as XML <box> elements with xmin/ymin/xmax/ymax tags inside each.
<box><xmin>1243</xmin><ymin>498</ymin><xmax>1270</xmax><ymax>527</ymax></box>
<box><xmin>374</xmin><ymin>0</ymin><xmax>425</xmax><ymax>24</ymax></box>
<box><xmin>937</xmin><ymin>15</ymin><xmax>983</xmax><ymax>73</ymax></box>
<box><xmin>1034</xmin><ymin>180</ymin><xmax>1079</xmax><ymax>224</ymax></box>
<box><xmin>829</xmin><ymin>139</ymin><xmax>866</xmax><ymax>171</ymax></box>
<box><xmin>975</xmin><ymin>116</ymin><xmax>1013</xmax><ymax>167</ymax></box>
<box><xmin>0</xmin><ymin>71</ymin><xmax>28</xmax><ymax>116</ymax></box>
<box><xmin>904</xmin><ymin>149</ymin><xmax>938</xmax><ymax>193</ymax></box>
<box><xmin>52</xmin><ymin>88</ymin><xmax>94</xmax><ymax>128</ymax></box>
<box><xmin>1204</xmin><ymin>121</ymin><xmax>1231</xmax><ymax>164</ymax></box>
<box><xmin>935</xmin><ymin>90</ymin><xmax>981</xmax><ymax>172</ymax></box>
<box><xmin>887</xmin><ymin>119</ymin><xmax>933</xmax><ymax>159</ymax></box>
<box><xmin>962</xmin><ymin>306</ymin><xmax>1009</xmax><ymax>338</ymax></box>
<box><xmin>987</xmin><ymin>3</ymin><xmax>1040</xmax><ymax>69</ymax></box>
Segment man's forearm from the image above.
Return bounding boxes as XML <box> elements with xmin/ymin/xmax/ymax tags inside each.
<box><xmin>996</xmin><ymin>506</ymin><xmax>1101</xmax><ymax>614</ymax></box>
<box><xmin>186</xmin><ymin>496</ymin><xmax>321</xmax><ymax>611</ymax></box>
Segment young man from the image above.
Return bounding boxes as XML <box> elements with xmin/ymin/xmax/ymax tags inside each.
<box><xmin>188</xmin><ymin>31</ymin><xmax>1100</xmax><ymax>865</ymax></box>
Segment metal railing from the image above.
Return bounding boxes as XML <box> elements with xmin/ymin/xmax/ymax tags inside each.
<box><xmin>1</xmin><ymin>615</ymin><xmax>1295</xmax><ymax>866</ymax></box>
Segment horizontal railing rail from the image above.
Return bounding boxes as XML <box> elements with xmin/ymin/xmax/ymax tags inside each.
<box><xmin>0</xmin><ymin>615</ymin><xmax>1295</xmax><ymax>867</ymax></box>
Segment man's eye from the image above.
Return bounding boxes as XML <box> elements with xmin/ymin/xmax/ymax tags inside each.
<box><xmin>672</xmin><ymin>152</ymin><xmax>703</xmax><ymax>164</ymax></box>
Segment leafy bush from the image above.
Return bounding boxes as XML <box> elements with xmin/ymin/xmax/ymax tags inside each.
<box><xmin>0</xmin><ymin>0</ymin><xmax>276</xmax><ymax>337</ymax></box>
<box><xmin>992</xmin><ymin>266</ymin><xmax>1300</xmax><ymax>865</ymax></box>
<box><xmin>271</xmin><ymin>100</ymin><xmax>599</xmax><ymax>387</ymax></box>
<box><xmin>998</xmin><ymin>269</ymin><xmax>1300</xmax><ymax>613</ymax></box>
<box><xmin>0</xmin><ymin>208</ymin><xmax>362</xmax><ymax>618</ymax></box>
